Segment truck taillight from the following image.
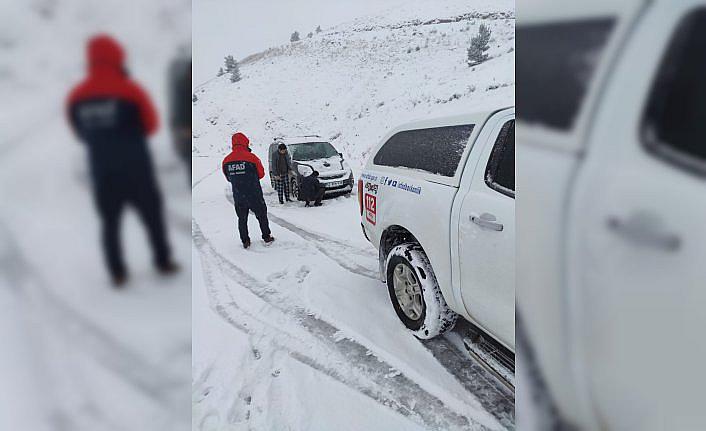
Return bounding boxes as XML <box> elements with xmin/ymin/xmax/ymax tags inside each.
<box><xmin>358</xmin><ymin>179</ymin><xmax>364</xmax><ymax>214</ymax></box>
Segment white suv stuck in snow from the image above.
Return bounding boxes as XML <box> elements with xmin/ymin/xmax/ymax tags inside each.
<box><xmin>359</xmin><ymin>108</ymin><xmax>515</xmax><ymax>352</ymax></box>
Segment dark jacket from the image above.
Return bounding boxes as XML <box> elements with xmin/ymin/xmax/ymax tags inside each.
<box><xmin>300</xmin><ymin>174</ymin><xmax>323</xmax><ymax>201</ymax></box>
<box><xmin>222</xmin><ymin>133</ymin><xmax>266</xmax><ymax>206</ymax></box>
<box><xmin>269</xmin><ymin>151</ymin><xmax>292</xmax><ymax>177</ymax></box>
<box><xmin>67</xmin><ymin>35</ymin><xmax>159</xmax><ymax>181</ymax></box>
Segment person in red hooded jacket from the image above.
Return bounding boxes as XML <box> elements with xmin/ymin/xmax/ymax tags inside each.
<box><xmin>222</xmin><ymin>132</ymin><xmax>274</xmax><ymax>248</ymax></box>
<box><xmin>67</xmin><ymin>34</ymin><xmax>178</xmax><ymax>286</ymax></box>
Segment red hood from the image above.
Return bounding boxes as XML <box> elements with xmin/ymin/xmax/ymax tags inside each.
<box><xmin>232</xmin><ymin>132</ymin><xmax>250</xmax><ymax>150</ymax></box>
<box><xmin>87</xmin><ymin>34</ymin><xmax>125</xmax><ymax>76</ymax></box>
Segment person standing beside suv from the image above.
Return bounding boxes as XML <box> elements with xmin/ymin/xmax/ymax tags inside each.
<box><xmin>222</xmin><ymin>132</ymin><xmax>275</xmax><ymax>248</ymax></box>
<box><xmin>270</xmin><ymin>143</ymin><xmax>293</xmax><ymax>204</ymax></box>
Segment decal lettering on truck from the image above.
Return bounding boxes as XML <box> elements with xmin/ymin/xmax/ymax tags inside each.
<box><xmin>397</xmin><ymin>182</ymin><xmax>421</xmax><ymax>195</ymax></box>
<box><xmin>361</xmin><ymin>172</ymin><xmax>378</xmax><ymax>182</ymax></box>
<box><xmin>365</xmin><ymin>193</ymin><xmax>377</xmax><ymax>225</ymax></box>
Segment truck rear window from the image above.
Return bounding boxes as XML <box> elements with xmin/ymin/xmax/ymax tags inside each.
<box><xmin>373</xmin><ymin>124</ymin><xmax>474</xmax><ymax>177</ymax></box>
<box><xmin>517</xmin><ymin>18</ymin><xmax>615</xmax><ymax>131</ymax></box>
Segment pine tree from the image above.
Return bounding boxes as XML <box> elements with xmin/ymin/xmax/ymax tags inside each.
<box><xmin>307</xmin><ymin>32</ymin><xmax>313</xmax><ymax>38</ymax></box>
<box><xmin>224</xmin><ymin>55</ymin><xmax>236</xmax><ymax>72</ymax></box>
<box><xmin>230</xmin><ymin>61</ymin><xmax>241</xmax><ymax>83</ymax></box>
<box><xmin>467</xmin><ymin>23</ymin><xmax>491</xmax><ymax>67</ymax></box>
<box><xmin>316</xmin><ymin>25</ymin><xmax>322</xmax><ymax>33</ymax></box>
<box><xmin>217</xmin><ymin>67</ymin><xmax>224</xmax><ymax>77</ymax></box>
<box><xmin>290</xmin><ymin>31</ymin><xmax>300</xmax><ymax>42</ymax></box>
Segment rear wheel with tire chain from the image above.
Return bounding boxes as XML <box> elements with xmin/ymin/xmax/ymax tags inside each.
<box><xmin>385</xmin><ymin>243</ymin><xmax>457</xmax><ymax>339</ymax></box>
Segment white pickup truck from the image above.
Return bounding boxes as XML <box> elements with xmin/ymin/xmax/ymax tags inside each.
<box><xmin>359</xmin><ymin>107</ymin><xmax>515</xmax><ymax>353</ymax></box>
<box><xmin>518</xmin><ymin>1</ymin><xmax>706</xmax><ymax>429</ymax></box>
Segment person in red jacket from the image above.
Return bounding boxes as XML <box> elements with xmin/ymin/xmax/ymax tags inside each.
<box><xmin>67</xmin><ymin>34</ymin><xmax>178</xmax><ymax>286</ymax></box>
<box><xmin>222</xmin><ymin>132</ymin><xmax>275</xmax><ymax>248</ymax></box>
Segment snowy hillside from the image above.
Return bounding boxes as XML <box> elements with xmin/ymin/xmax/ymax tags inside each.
<box><xmin>193</xmin><ymin>1</ymin><xmax>515</xmax><ymax>430</ymax></box>
<box><xmin>193</xmin><ymin>0</ymin><xmax>514</xmax><ymax>172</ymax></box>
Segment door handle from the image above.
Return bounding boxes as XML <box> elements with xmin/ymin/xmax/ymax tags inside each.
<box><xmin>606</xmin><ymin>212</ymin><xmax>680</xmax><ymax>252</ymax></box>
<box><xmin>470</xmin><ymin>213</ymin><xmax>504</xmax><ymax>231</ymax></box>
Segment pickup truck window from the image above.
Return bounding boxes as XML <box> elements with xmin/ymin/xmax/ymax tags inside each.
<box><xmin>642</xmin><ymin>8</ymin><xmax>706</xmax><ymax>177</ymax></box>
<box><xmin>517</xmin><ymin>18</ymin><xmax>615</xmax><ymax>131</ymax></box>
<box><xmin>485</xmin><ymin>120</ymin><xmax>515</xmax><ymax>198</ymax></box>
<box><xmin>373</xmin><ymin>125</ymin><xmax>474</xmax><ymax>177</ymax></box>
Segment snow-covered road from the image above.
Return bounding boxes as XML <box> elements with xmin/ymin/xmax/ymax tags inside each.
<box><xmin>192</xmin><ymin>156</ymin><xmax>514</xmax><ymax>430</ymax></box>
<box><xmin>0</xmin><ymin>103</ymin><xmax>192</xmax><ymax>430</ymax></box>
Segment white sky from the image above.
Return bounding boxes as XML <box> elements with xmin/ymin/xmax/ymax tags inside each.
<box><xmin>193</xmin><ymin>0</ymin><xmax>405</xmax><ymax>85</ymax></box>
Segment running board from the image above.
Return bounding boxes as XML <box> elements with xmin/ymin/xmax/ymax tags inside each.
<box><xmin>460</xmin><ymin>323</ymin><xmax>515</xmax><ymax>392</ymax></box>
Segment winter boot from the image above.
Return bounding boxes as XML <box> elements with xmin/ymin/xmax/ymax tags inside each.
<box><xmin>263</xmin><ymin>235</ymin><xmax>275</xmax><ymax>245</ymax></box>
<box><xmin>111</xmin><ymin>273</ymin><xmax>128</xmax><ymax>288</ymax></box>
<box><xmin>157</xmin><ymin>261</ymin><xmax>180</xmax><ymax>276</ymax></box>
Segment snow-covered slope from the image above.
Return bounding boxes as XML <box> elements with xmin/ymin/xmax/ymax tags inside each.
<box><xmin>193</xmin><ymin>0</ymin><xmax>514</xmax><ymax>172</ymax></box>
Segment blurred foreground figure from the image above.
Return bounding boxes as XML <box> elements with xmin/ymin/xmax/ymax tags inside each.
<box><xmin>67</xmin><ymin>34</ymin><xmax>178</xmax><ymax>286</ymax></box>
<box><xmin>222</xmin><ymin>132</ymin><xmax>275</xmax><ymax>249</ymax></box>
<box><xmin>169</xmin><ymin>53</ymin><xmax>192</xmax><ymax>177</ymax></box>
<box><xmin>517</xmin><ymin>1</ymin><xmax>706</xmax><ymax>429</ymax></box>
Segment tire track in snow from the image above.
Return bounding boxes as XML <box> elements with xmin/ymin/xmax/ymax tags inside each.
<box><xmin>424</xmin><ymin>332</ymin><xmax>515</xmax><ymax>429</ymax></box>
<box><xmin>193</xmin><ymin>219</ymin><xmax>496</xmax><ymax>431</ymax></box>
<box><xmin>192</xmin><ymin>166</ymin><xmax>220</xmax><ymax>190</ymax></box>
<box><xmin>225</xmin><ymin>192</ymin><xmax>379</xmax><ymax>280</ymax></box>
<box><xmin>0</xmin><ymin>221</ymin><xmax>188</xmax><ymax>424</ymax></box>
<box><xmin>198</xmin><ymin>167</ymin><xmax>514</xmax><ymax>427</ymax></box>
<box><xmin>220</xmin><ymin>191</ymin><xmax>515</xmax><ymax>427</ymax></box>
<box><xmin>269</xmin><ymin>215</ymin><xmax>516</xmax><ymax>428</ymax></box>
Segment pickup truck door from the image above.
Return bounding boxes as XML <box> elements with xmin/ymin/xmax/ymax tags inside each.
<box><xmin>457</xmin><ymin>116</ymin><xmax>515</xmax><ymax>350</ymax></box>
<box><xmin>569</xmin><ymin>3</ymin><xmax>706</xmax><ymax>429</ymax></box>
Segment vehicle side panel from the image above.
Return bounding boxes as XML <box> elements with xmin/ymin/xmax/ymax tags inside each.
<box><xmin>361</xmin><ymin>168</ymin><xmax>463</xmax><ymax>315</ymax></box>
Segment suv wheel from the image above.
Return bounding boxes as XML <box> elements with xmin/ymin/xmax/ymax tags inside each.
<box><xmin>385</xmin><ymin>243</ymin><xmax>457</xmax><ymax>339</ymax></box>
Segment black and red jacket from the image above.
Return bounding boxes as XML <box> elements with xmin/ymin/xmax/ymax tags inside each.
<box><xmin>67</xmin><ymin>35</ymin><xmax>159</xmax><ymax>178</ymax></box>
<box><xmin>222</xmin><ymin>133</ymin><xmax>266</xmax><ymax>205</ymax></box>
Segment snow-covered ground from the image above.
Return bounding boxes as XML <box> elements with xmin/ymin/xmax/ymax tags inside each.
<box><xmin>0</xmin><ymin>1</ymin><xmax>191</xmax><ymax>429</ymax></box>
<box><xmin>193</xmin><ymin>1</ymin><xmax>515</xmax><ymax>429</ymax></box>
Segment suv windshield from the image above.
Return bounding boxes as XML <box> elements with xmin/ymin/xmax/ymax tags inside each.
<box><xmin>288</xmin><ymin>142</ymin><xmax>339</xmax><ymax>161</ymax></box>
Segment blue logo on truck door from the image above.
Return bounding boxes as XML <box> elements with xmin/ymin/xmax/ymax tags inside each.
<box><xmin>378</xmin><ymin>175</ymin><xmax>422</xmax><ymax>195</ymax></box>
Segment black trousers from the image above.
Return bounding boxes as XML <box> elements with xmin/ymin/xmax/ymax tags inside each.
<box><xmin>92</xmin><ymin>172</ymin><xmax>171</xmax><ymax>278</ymax></box>
<box><xmin>306</xmin><ymin>188</ymin><xmax>326</xmax><ymax>206</ymax></box>
<box><xmin>234</xmin><ymin>198</ymin><xmax>271</xmax><ymax>243</ymax></box>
